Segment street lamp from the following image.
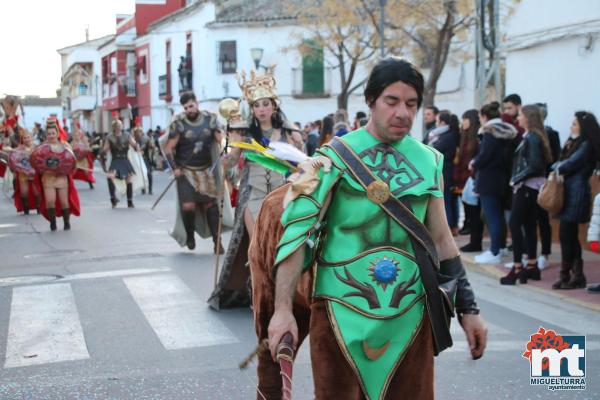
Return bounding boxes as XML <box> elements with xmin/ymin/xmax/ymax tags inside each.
<box><xmin>250</xmin><ymin>48</ymin><xmax>264</xmax><ymax>70</ymax></box>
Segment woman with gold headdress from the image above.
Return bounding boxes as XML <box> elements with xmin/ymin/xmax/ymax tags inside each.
<box><xmin>35</xmin><ymin>118</ymin><xmax>81</xmax><ymax>231</ymax></box>
<box><xmin>208</xmin><ymin>68</ymin><xmax>303</xmax><ymax>310</ymax></box>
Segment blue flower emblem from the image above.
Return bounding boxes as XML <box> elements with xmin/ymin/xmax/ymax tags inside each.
<box><xmin>368</xmin><ymin>257</ymin><xmax>400</xmax><ymax>290</ymax></box>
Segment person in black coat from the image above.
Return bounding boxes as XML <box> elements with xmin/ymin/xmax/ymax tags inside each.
<box><xmin>469</xmin><ymin>102</ymin><xmax>517</xmax><ymax>264</ymax></box>
<box><xmin>500</xmin><ymin>105</ymin><xmax>553</xmax><ymax>285</ymax></box>
<box><xmin>428</xmin><ymin>110</ymin><xmax>460</xmax><ymax>234</ymax></box>
<box><xmin>552</xmin><ymin>111</ymin><xmax>600</xmax><ymax>290</ymax></box>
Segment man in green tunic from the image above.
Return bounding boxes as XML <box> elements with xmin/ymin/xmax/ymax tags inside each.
<box><xmin>268</xmin><ymin>58</ymin><xmax>487</xmax><ymax>399</ymax></box>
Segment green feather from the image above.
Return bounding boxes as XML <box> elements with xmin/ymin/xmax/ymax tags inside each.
<box><xmin>245</xmin><ymin>152</ymin><xmax>291</xmax><ymax>174</ymax></box>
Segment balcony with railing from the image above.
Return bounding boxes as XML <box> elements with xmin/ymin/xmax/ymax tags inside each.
<box><xmin>291</xmin><ymin>67</ymin><xmax>332</xmax><ymax>98</ymax></box>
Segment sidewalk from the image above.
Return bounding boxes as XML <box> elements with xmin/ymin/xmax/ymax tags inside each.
<box><xmin>457</xmin><ymin>235</ymin><xmax>600</xmax><ymax>312</ymax></box>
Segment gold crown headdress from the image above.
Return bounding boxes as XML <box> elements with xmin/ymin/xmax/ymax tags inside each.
<box><xmin>218</xmin><ymin>98</ymin><xmax>249</xmax><ymax>129</ymax></box>
<box><xmin>237</xmin><ymin>66</ymin><xmax>278</xmax><ymax>105</ymax></box>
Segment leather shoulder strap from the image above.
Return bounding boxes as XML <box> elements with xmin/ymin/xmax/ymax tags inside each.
<box><xmin>328</xmin><ymin>137</ymin><xmax>440</xmax><ymax>268</ymax></box>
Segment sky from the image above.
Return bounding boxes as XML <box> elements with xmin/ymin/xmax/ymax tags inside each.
<box><xmin>0</xmin><ymin>0</ymin><xmax>136</xmax><ymax>98</ymax></box>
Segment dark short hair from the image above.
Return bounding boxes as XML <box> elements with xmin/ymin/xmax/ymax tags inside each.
<box><xmin>425</xmin><ymin>106</ymin><xmax>439</xmax><ymax>114</ymax></box>
<box><xmin>480</xmin><ymin>101</ymin><xmax>501</xmax><ymax>120</ymax></box>
<box><xmin>503</xmin><ymin>93</ymin><xmax>522</xmax><ymax>106</ymax></box>
<box><xmin>356</xmin><ymin>111</ymin><xmax>367</xmax><ymax>119</ymax></box>
<box><xmin>534</xmin><ymin>102</ymin><xmax>548</xmax><ymax>120</ymax></box>
<box><xmin>179</xmin><ymin>91</ymin><xmax>197</xmax><ymax>105</ymax></box>
<box><xmin>364</xmin><ymin>57</ymin><xmax>424</xmax><ymax>108</ymax></box>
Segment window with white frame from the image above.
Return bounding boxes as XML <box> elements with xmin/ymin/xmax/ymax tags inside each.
<box><xmin>218</xmin><ymin>41</ymin><xmax>237</xmax><ymax>74</ymax></box>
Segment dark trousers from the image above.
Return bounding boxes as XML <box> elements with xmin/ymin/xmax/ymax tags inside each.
<box><xmin>480</xmin><ymin>194</ymin><xmax>504</xmax><ymax>255</ymax></box>
<box><xmin>559</xmin><ymin>221</ymin><xmax>582</xmax><ymax>262</ymax></box>
<box><xmin>536</xmin><ymin>204</ymin><xmax>552</xmax><ymax>256</ymax></box>
<box><xmin>444</xmin><ymin>189</ymin><xmax>459</xmax><ymax>229</ymax></box>
<box><xmin>509</xmin><ymin>186</ymin><xmax>539</xmax><ymax>263</ymax></box>
<box><xmin>464</xmin><ymin>202</ymin><xmax>483</xmax><ymax>246</ymax></box>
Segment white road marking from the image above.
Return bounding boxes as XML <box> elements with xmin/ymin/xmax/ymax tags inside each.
<box><xmin>0</xmin><ymin>223</ymin><xmax>18</xmax><ymax>229</ymax></box>
<box><xmin>4</xmin><ymin>283</ymin><xmax>89</xmax><ymax>368</ymax></box>
<box><xmin>123</xmin><ymin>274</ymin><xmax>239</xmax><ymax>350</ymax></box>
<box><xmin>60</xmin><ymin>267</ymin><xmax>171</xmax><ymax>282</ymax></box>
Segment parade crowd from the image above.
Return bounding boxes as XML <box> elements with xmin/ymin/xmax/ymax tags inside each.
<box><xmin>3</xmin><ymin>88</ymin><xmax>600</xmax><ymax>297</ymax></box>
<box><xmin>19</xmin><ymin>57</ymin><xmax>600</xmax><ymax>398</ymax></box>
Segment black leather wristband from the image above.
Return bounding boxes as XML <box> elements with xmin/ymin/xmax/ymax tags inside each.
<box><xmin>440</xmin><ymin>255</ymin><xmax>480</xmax><ymax>315</ymax></box>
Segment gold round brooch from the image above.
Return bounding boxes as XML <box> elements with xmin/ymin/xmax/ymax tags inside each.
<box><xmin>367</xmin><ymin>180</ymin><xmax>390</xmax><ymax>204</ymax></box>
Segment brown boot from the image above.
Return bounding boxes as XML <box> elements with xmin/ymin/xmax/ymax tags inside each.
<box><xmin>552</xmin><ymin>261</ymin><xmax>572</xmax><ymax>289</ymax></box>
<box><xmin>62</xmin><ymin>208</ymin><xmax>71</xmax><ymax>230</ymax></box>
<box><xmin>562</xmin><ymin>259</ymin><xmax>587</xmax><ymax>289</ymax></box>
<box><xmin>48</xmin><ymin>208</ymin><xmax>57</xmax><ymax>231</ymax></box>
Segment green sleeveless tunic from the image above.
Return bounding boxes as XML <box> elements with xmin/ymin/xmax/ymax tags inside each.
<box><xmin>274</xmin><ymin>128</ymin><xmax>443</xmax><ymax>400</ymax></box>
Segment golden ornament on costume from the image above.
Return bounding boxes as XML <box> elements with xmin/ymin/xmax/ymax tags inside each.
<box><xmin>218</xmin><ymin>98</ymin><xmax>249</xmax><ymax>129</ymax></box>
<box><xmin>367</xmin><ymin>180</ymin><xmax>391</xmax><ymax>204</ymax></box>
<box><xmin>237</xmin><ymin>67</ymin><xmax>278</xmax><ymax>105</ymax></box>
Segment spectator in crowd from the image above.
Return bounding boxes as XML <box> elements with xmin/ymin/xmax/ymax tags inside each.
<box><xmin>470</xmin><ymin>101</ymin><xmax>518</xmax><ymax>264</ymax></box>
<box><xmin>306</xmin><ymin>122</ymin><xmax>319</xmax><ymax>156</ymax></box>
<box><xmin>500</xmin><ymin>105</ymin><xmax>553</xmax><ymax>285</ymax></box>
<box><xmin>534</xmin><ymin>102</ymin><xmax>561</xmax><ymax>269</ymax></box>
<box><xmin>422</xmin><ymin>105</ymin><xmax>439</xmax><ymax>144</ymax></box>
<box><xmin>32</xmin><ymin>122</ymin><xmax>45</xmax><ymax>144</ymax></box>
<box><xmin>353</xmin><ymin>111</ymin><xmax>367</xmax><ymax>130</ymax></box>
<box><xmin>586</xmin><ymin>190</ymin><xmax>600</xmax><ymax>293</ymax></box>
<box><xmin>428</xmin><ymin>110</ymin><xmax>460</xmax><ymax>235</ymax></box>
<box><xmin>502</xmin><ymin>93</ymin><xmax>524</xmax><ymax>136</ymax></box>
<box><xmin>456</xmin><ymin>109</ymin><xmax>483</xmax><ymax>251</ymax></box>
<box><xmin>552</xmin><ymin>111</ymin><xmax>600</xmax><ymax>290</ymax></box>
<box><xmin>318</xmin><ymin>115</ymin><xmax>334</xmax><ymax>147</ymax></box>
<box><xmin>333</xmin><ymin>109</ymin><xmax>350</xmax><ymax>137</ymax></box>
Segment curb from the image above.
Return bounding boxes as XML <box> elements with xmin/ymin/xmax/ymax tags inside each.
<box><xmin>461</xmin><ymin>253</ymin><xmax>600</xmax><ymax>313</ymax></box>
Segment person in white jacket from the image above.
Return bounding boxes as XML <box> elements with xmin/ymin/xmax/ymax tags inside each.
<box><xmin>586</xmin><ymin>192</ymin><xmax>600</xmax><ymax>293</ymax></box>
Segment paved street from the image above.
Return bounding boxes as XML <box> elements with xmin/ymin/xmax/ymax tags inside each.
<box><xmin>0</xmin><ymin>170</ymin><xmax>598</xmax><ymax>400</ymax></box>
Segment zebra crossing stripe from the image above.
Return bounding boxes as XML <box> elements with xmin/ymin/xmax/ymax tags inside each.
<box><xmin>123</xmin><ymin>274</ymin><xmax>239</xmax><ymax>350</ymax></box>
<box><xmin>4</xmin><ymin>283</ymin><xmax>89</xmax><ymax>368</ymax></box>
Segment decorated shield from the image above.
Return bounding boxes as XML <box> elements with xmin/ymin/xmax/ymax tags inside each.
<box><xmin>30</xmin><ymin>144</ymin><xmax>76</xmax><ymax>175</ymax></box>
<box><xmin>8</xmin><ymin>150</ymin><xmax>35</xmax><ymax>177</ymax></box>
<box><xmin>72</xmin><ymin>142</ymin><xmax>91</xmax><ymax>160</ymax></box>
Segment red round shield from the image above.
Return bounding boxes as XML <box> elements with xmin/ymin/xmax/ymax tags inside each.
<box><xmin>72</xmin><ymin>142</ymin><xmax>91</xmax><ymax>161</ymax></box>
<box><xmin>8</xmin><ymin>150</ymin><xmax>36</xmax><ymax>177</ymax></box>
<box><xmin>30</xmin><ymin>144</ymin><xmax>76</xmax><ymax>175</ymax></box>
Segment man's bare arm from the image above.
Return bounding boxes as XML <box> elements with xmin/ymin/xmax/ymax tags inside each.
<box><xmin>268</xmin><ymin>246</ymin><xmax>304</xmax><ymax>359</ymax></box>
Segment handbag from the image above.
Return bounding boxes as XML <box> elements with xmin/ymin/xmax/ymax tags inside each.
<box><xmin>537</xmin><ymin>168</ymin><xmax>564</xmax><ymax>215</ymax></box>
<box><xmin>328</xmin><ymin>138</ymin><xmax>456</xmax><ymax>356</ymax></box>
<box><xmin>461</xmin><ymin>176</ymin><xmax>478</xmax><ymax>206</ymax></box>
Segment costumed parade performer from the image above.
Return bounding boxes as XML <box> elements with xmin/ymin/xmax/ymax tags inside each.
<box><xmin>162</xmin><ymin>91</ymin><xmax>232</xmax><ymax>252</ymax></box>
<box><xmin>31</xmin><ymin>118</ymin><xmax>80</xmax><ymax>231</ymax></box>
<box><xmin>251</xmin><ymin>58</ymin><xmax>487</xmax><ymax>399</ymax></box>
<box><xmin>208</xmin><ymin>67</ymin><xmax>304</xmax><ymax>310</ymax></box>
<box><xmin>5</xmin><ymin>132</ymin><xmax>40</xmax><ymax>214</ymax></box>
<box><xmin>100</xmin><ymin>118</ymin><xmax>141</xmax><ymax>208</ymax></box>
<box><xmin>72</xmin><ymin>126</ymin><xmax>96</xmax><ymax>189</ymax></box>
<box><xmin>133</xmin><ymin>123</ymin><xmax>155</xmax><ymax>195</ymax></box>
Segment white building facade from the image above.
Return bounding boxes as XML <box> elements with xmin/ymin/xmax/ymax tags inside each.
<box><xmin>138</xmin><ymin>0</ymin><xmax>477</xmax><ymax>136</ymax></box>
<box><xmin>505</xmin><ymin>0</ymin><xmax>600</xmax><ymax>142</ymax></box>
<box><xmin>21</xmin><ymin>97</ymin><xmax>62</xmax><ymax>131</ymax></box>
<box><xmin>57</xmin><ymin>35</ymin><xmax>113</xmax><ymax>133</ymax></box>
